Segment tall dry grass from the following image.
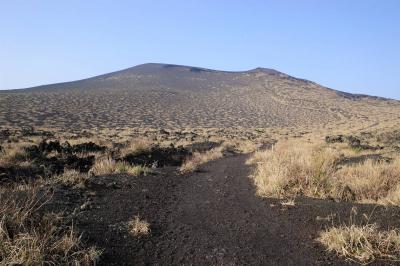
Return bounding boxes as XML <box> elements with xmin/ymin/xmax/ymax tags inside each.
<box><xmin>319</xmin><ymin>224</ymin><xmax>400</xmax><ymax>264</ymax></box>
<box><xmin>336</xmin><ymin>159</ymin><xmax>400</xmax><ymax>204</ymax></box>
<box><xmin>91</xmin><ymin>157</ymin><xmax>150</xmax><ymax>176</ymax></box>
<box><xmin>248</xmin><ymin>140</ymin><xmax>400</xmax><ymax>204</ymax></box>
<box><xmin>248</xmin><ymin>141</ymin><xmax>341</xmax><ymax>198</ymax></box>
<box><xmin>318</xmin><ymin>208</ymin><xmax>400</xmax><ymax>264</ymax></box>
<box><xmin>0</xmin><ymin>190</ymin><xmax>101</xmax><ymax>265</ymax></box>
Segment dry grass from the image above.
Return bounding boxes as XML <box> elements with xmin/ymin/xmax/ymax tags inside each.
<box><xmin>248</xmin><ymin>140</ymin><xmax>400</xmax><ymax>205</ymax></box>
<box><xmin>0</xmin><ymin>143</ymin><xmax>30</xmax><ymax>167</ymax></box>
<box><xmin>248</xmin><ymin>140</ymin><xmax>341</xmax><ymax>198</ymax></box>
<box><xmin>90</xmin><ymin>157</ymin><xmax>116</xmax><ymax>175</ymax></box>
<box><xmin>91</xmin><ymin>157</ymin><xmax>150</xmax><ymax>176</ymax></box>
<box><xmin>318</xmin><ymin>208</ymin><xmax>400</xmax><ymax>266</ymax></box>
<box><xmin>120</xmin><ymin>138</ymin><xmax>153</xmax><ymax>157</ymax></box>
<box><xmin>246</xmin><ymin>149</ymin><xmax>269</xmax><ymax>165</ymax></box>
<box><xmin>319</xmin><ymin>224</ymin><xmax>400</xmax><ymax>264</ymax></box>
<box><xmin>115</xmin><ymin>162</ymin><xmax>151</xmax><ymax>176</ymax></box>
<box><xmin>179</xmin><ymin>147</ymin><xmax>225</xmax><ymax>173</ymax></box>
<box><xmin>0</xmin><ymin>190</ymin><xmax>101</xmax><ymax>265</ymax></box>
<box><xmin>335</xmin><ymin>159</ymin><xmax>400</xmax><ymax>204</ymax></box>
<box><xmin>52</xmin><ymin>169</ymin><xmax>88</xmax><ymax>188</ymax></box>
<box><xmin>129</xmin><ymin>216</ymin><xmax>150</xmax><ymax>236</ymax></box>
<box><xmin>223</xmin><ymin>140</ymin><xmax>261</xmax><ymax>153</ymax></box>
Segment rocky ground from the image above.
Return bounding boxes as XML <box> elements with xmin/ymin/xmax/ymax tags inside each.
<box><xmin>3</xmin><ymin>127</ymin><xmax>400</xmax><ymax>265</ymax></box>
<box><xmin>41</xmin><ymin>153</ymin><xmax>400</xmax><ymax>265</ymax></box>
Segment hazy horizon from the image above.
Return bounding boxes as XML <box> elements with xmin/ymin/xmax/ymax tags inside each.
<box><xmin>1</xmin><ymin>0</ymin><xmax>399</xmax><ymax>99</ymax></box>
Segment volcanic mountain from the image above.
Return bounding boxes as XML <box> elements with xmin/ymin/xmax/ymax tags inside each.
<box><xmin>1</xmin><ymin>63</ymin><xmax>399</xmax><ymax>130</ymax></box>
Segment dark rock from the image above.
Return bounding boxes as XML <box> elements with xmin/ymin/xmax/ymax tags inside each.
<box><xmin>0</xmin><ymin>165</ymin><xmax>43</xmax><ymax>184</ymax></box>
<box><xmin>159</xmin><ymin>129</ymin><xmax>170</xmax><ymax>135</ymax></box>
<box><xmin>29</xmin><ymin>140</ymin><xmax>105</xmax><ymax>156</ymax></box>
<box><xmin>39</xmin><ymin>140</ymin><xmax>63</xmax><ymax>153</ymax></box>
<box><xmin>61</xmin><ymin>141</ymin><xmax>73</xmax><ymax>153</ymax></box>
<box><xmin>0</xmin><ymin>129</ymin><xmax>11</xmax><ymax>140</ymax></box>
<box><xmin>72</xmin><ymin>142</ymin><xmax>106</xmax><ymax>153</ymax></box>
<box><xmin>325</xmin><ymin>135</ymin><xmax>345</xmax><ymax>143</ymax></box>
<box><xmin>21</xmin><ymin>125</ymin><xmax>35</xmax><ymax>136</ymax></box>
<box><xmin>64</xmin><ymin>155</ymin><xmax>95</xmax><ymax>172</ymax></box>
<box><xmin>123</xmin><ymin>146</ymin><xmax>190</xmax><ymax>167</ymax></box>
<box><xmin>346</xmin><ymin>136</ymin><xmax>361</xmax><ymax>148</ymax></box>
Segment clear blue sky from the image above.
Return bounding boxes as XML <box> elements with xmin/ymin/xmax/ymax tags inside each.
<box><xmin>1</xmin><ymin>0</ymin><xmax>399</xmax><ymax>99</ymax></box>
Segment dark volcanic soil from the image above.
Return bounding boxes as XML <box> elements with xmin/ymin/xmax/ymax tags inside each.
<box><xmin>62</xmin><ymin>154</ymin><xmax>400</xmax><ymax>265</ymax></box>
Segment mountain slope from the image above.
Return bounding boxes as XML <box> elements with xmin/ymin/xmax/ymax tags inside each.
<box><xmin>1</xmin><ymin>63</ymin><xmax>399</xmax><ymax>130</ymax></box>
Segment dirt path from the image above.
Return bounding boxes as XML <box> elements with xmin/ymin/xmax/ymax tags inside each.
<box><xmin>73</xmin><ymin>154</ymin><xmax>400</xmax><ymax>265</ymax></box>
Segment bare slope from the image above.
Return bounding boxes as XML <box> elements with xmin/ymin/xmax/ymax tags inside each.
<box><xmin>1</xmin><ymin>63</ymin><xmax>399</xmax><ymax>129</ymax></box>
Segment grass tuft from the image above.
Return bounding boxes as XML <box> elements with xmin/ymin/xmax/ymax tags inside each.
<box><xmin>318</xmin><ymin>224</ymin><xmax>400</xmax><ymax>264</ymax></box>
<box><xmin>52</xmin><ymin>169</ymin><xmax>88</xmax><ymax>187</ymax></box>
<box><xmin>129</xmin><ymin>216</ymin><xmax>150</xmax><ymax>236</ymax></box>
<box><xmin>120</xmin><ymin>138</ymin><xmax>153</xmax><ymax>157</ymax></box>
<box><xmin>91</xmin><ymin>157</ymin><xmax>150</xmax><ymax>176</ymax></box>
